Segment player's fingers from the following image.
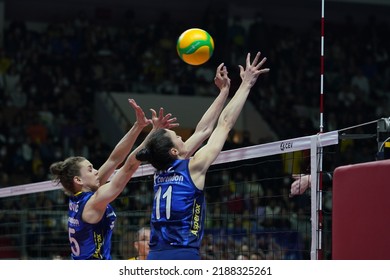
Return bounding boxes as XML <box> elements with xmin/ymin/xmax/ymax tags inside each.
<box><xmin>251</xmin><ymin>51</ymin><xmax>261</xmax><ymax>66</ymax></box>
<box><xmin>128</xmin><ymin>98</ymin><xmax>139</xmax><ymax>108</ymax></box>
<box><xmin>162</xmin><ymin>113</ymin><xmax>173</xmax><ymax>121</ymax></box>
<box><xmin>246</xmin><ymin>53</ymin><xmax>251</xmax><ymax>67</ymax></box>
<box><xmin>238</xmin><ymin>65</ymin><xmax>244</xmax><ymax>75</ymax></box>
<box><xmin>158</xmin><ymin>107</ymin><xmax>164</xmax><ymax>119</ymax></box>
<box><xmin>217</xmin><ymin>62</ymin><xmax>224</xmax><ymax>72</ymax></box>
<box><xmin>149</xmin><ymin>108</ymin><xmax>157</xmax><ymax>118</ymax></box>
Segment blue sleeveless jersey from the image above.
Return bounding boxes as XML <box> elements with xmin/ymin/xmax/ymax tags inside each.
<box><xmin>149</xmin><ymin>159</ymin><xmax>205</xmax><ymax>252</ymax></box>
<box><xmin>68</xmin><ymin>192</ymin><xmax>116</xmax><ymax>260</ymax></box>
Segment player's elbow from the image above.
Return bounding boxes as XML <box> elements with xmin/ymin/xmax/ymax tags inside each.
<box><xmin>195</xmin><ymin>125</ymin><xmax>214</xmax><ymax>139</ymax></box>
<box><xmin>123</xmin><ymin>160</ymin><xmax>140</xmax><ymax>173</ymax></box>
<box><xmin>217</xmin><ymin>116</ymin><xmax>234</xmax><ymax>131</ymax></box>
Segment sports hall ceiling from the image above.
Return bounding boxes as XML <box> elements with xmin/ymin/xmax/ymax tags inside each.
<box><xmin>3</xmin><ymin>0</ymin><xmax>390</xmax><ymax>27</ymax></box>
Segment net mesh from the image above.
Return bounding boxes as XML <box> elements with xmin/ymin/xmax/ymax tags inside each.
<box><xmin>0</xmin><ymin>128</ymin><xmax>379</xmax><ymax>260</ymax></box>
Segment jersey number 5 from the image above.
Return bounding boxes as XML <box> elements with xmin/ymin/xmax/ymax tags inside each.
<box><xmin>69</xmin><ymin>227</ymin><xmax>80</xmax><ymax>256</ymax></box>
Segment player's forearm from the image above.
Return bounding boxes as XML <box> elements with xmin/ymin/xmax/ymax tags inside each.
<box><xmin>98</xmin><ymin>122</ymin><xmax>145</xmax><ymax>184</ymax></box>
<box><xmin>125</xmin><ymin>127</ymin><xmax>157</xmax><ymax>163</ymax></box>
<box><xmin>107</xmin><ymin>127</ymin><xmax>157</xmax><ymax>196</ymax></box>
<box><xmin>219</xmin><ymin>83</ymin><xmax>251</xmax><ymax>129</ymax></box>
<box><xmin>195</xmin><ymin>88</ymin><xmax>229</xmax><ymax>133</ymax></box>
<box><xmin>108</xmin><ymin>122</ymin><xmax>145</xmax><ymax>164</ymax></box>
<box><xmin>183</xmin><ymin>88</ymin><xmax>229</xmax><ymax>157</ymax></box>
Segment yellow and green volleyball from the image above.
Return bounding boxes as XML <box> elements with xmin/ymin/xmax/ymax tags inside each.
<box><xmin>176</xmin><ymin>28</ymin><xmax>214</xmax><ymax>66</ymax></box>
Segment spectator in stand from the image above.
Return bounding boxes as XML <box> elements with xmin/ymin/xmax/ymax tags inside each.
<box><xmin>128</xmin><ymin>227</ymin><xmax>151</xmax><ymax>260</ymax></box>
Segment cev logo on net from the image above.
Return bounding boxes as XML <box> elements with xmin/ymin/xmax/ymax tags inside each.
<box><xmin>280</xmin><ymin>141</ymin><xmax>293</xmax><ymax>151</ymax></box>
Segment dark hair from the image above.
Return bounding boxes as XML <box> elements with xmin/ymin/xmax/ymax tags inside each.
<box><xmin>49</xmin><ymin>156</ymin><xmax>86</xmax><ymax>195</ymax></box>
<box><xmin>136</xmin><ymin>129</ymin><xmax>175</xmax><ymax>171</ymax></box>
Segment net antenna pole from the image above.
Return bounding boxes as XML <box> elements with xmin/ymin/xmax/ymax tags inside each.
<box><xmin>311</xmin><ymin>0</ymin><xmax>326</xmax><ymax>260</ymax></box>
<box><xmin>320</xmin><ymin>1</ymin><xmax>325</xmax><ymax>135</ymax></box>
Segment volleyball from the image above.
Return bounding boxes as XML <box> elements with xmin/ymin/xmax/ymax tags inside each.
<box><xmin>176</xmin><ymin>28</ymin><xmax>214</xmax><ymax>66</ymax></box>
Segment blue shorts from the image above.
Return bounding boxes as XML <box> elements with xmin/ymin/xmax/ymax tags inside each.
<box><xmin>147</xmin><ymin>248</ymin><xmax>200</xmax><ymax>260</ymax></box>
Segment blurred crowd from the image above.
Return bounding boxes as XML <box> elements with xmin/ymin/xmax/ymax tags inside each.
<box><xmin>1</xmin><ymin>9</ymin><xmax>389</xmax><ymax>187</ymax></box>
<box><xmin>0</xmin><ymin>6</ymin><xmax>389</xmax><ymax>259</ymax></box>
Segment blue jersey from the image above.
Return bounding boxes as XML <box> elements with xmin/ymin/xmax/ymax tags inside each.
<box><xmin>68</xmin><ymin>192</ymin><xmax>116</xmax><ymax>260</ymax></box>
<box><xmin>149</xmin><ymin>159</ymin><xmax>205</xmax><ymax>254</ymax></box>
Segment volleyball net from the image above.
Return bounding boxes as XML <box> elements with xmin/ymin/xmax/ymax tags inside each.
<box><xmin>0</xmin><ymin>119</ymin><xmax>386</xmax><ymax>260</ymax></box>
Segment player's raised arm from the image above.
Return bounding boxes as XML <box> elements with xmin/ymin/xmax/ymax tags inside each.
<box><xmin>83</xmin><ymin>107</ymin><xmax>178</xmax><ymax>223</ymax></box>
<box><xmin>183</xmin><ymin>63</ymin><xmax>231</xmax><ymax>158</ymax></box>
<box><xmin>98</xmin><ymin>99</ymin><xmax>151</xmax><ymax>184</ymax></box>
<box><xmin>189</xmin><ymin>52</ymin><xmax>270</xmax><ymax>189</ymax></box>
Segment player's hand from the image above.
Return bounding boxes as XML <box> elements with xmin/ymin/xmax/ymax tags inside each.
<box><xmin>149</xmin><ymin>107</ymin><xmax>179</xmax><ymax>130</ymax></box>
<box><xmin>290</xmin><ymin>174</ymin><xmax>311</xmax><ymax>196</ymax></box>
<box><xmin>214</xmin><ymin>63</ymin><xmax>231</xmax><ymax>90</ymax></box>
<box><xmin>238</xmin><ymin>52</ymin><xmax>270</xmax><ymax>87</ymax></box>
<box><xmin>128</xmin><ymin>99</ymin><xmax>152</xmax><ymax>128</ymax></box>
